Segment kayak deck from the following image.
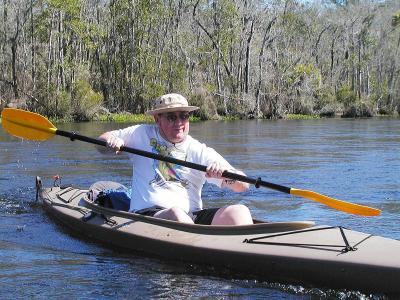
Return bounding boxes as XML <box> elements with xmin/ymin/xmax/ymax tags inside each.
<box><xmin>37</xmin><ymin>180</ymin><xmax>400</xmax><ymax>295</ymax></box>
<box><xmin>40</xmin><ymin>184</ymin><xmax>316</xmax><ymax>234</ymax></box>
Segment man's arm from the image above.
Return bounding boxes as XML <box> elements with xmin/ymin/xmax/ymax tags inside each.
<box><xmin>206</xmin><ymin>162</ymin><xmax>249</xmax><ymax>192</ymax></box>
<box><xmin>97</xmin><ymin>131</ymin><xmax>125</xmax><ymax>154</ymax></box>
<box><xmin>220</xmin><ymin>171</ymin><xmax>249</xmax><ymax>192</ymax></box>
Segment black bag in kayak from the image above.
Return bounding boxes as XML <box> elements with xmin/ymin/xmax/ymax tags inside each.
<box><xmin>94</xmin><ymin>189</ymin><xmax>131</xmax><ymax>211</ymax></box>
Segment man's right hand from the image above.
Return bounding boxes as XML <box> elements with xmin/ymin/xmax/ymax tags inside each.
<box><xmin>106</xmin><ymin>135</ymin><xmax>124</xmax><ymax>154</ymax></box>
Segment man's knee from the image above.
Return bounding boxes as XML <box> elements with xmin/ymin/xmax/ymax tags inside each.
<box><xmin>168</xmin><ymin>206</ymin><xmax>187</xmax><ymax>218</ymax></box>
<box><xmin>221</xmin><ymin>204</ymin><xmax>251</xmax><ymax>216</ymax></box>
<box><xmin>212</xmin><ymin>204</ymin><xmax>253</xmax><ymax>225</ymax></box>
<box><xmin>155</xmin><ymin>206</ymin><xmax>193</xmax><ymax>223</ymax></box>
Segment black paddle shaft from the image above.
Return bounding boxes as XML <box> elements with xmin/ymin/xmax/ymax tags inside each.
<box><xmin>56</xmin><ymin>129</ymin><xmax>291</xmax><ymax>194</ymax></box>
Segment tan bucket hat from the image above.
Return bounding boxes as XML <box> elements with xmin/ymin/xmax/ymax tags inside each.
<box><xmin>146</xmin><ymin>93</ymin><xmax>199</xmax><ymax>115</ymax></box>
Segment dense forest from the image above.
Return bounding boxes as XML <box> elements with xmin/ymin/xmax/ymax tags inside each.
<box><xmin>0</xmin><ymin>0</ymin><xmax>399</xmax><ymax>120</ymax></box>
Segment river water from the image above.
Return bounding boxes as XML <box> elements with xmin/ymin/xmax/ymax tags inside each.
<box><xmin>1</xmin><ymin>117</ymin><xmax>399</xmax><ymax>299</ymax></box>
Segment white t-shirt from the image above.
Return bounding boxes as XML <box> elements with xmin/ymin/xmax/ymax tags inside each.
<box><xmin>111</xmin><ymin>124</ymin><xmax>233</xmax><ymax>213</ymax></box>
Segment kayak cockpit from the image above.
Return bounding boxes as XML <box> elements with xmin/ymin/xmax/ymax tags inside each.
<box><xmin>37</xmin><ymin>180</ymin><xmax>315</xmax><ymax>236</ymax></box>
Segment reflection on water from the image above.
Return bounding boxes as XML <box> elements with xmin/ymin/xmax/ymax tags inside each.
<box><xmin>1</xmin><ymin>117</ymin><xmax>399</xmax><ymax>298</ymax></box>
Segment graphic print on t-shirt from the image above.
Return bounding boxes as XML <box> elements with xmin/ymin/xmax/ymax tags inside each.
<box><xmin>149</xmin><ymin>138</ymin><xmax>189</xmax><ymax>188</ymax></box>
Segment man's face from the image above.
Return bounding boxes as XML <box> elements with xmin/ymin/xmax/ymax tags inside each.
<box><xmin>155</xmin><ymin>111</ymin><xmax>190</xmax><ymax>143</ymax></box>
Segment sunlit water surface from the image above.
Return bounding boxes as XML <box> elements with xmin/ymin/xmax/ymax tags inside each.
<box><xmin>1</xmin><ymin>118</ymin><xmax>399</xmax><ymax>299</ymax></box>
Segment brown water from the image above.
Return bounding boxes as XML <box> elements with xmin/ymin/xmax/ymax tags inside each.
<box><xmin>1</xmin><ymin>118</ymin><xmax>399</xmax><ymax>299</ymax></box>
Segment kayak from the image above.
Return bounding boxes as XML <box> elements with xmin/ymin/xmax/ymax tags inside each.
<box><xmin>36</xmin><ymin>176</ymin><xmax>400</xmax><ymax>295</ymax></box>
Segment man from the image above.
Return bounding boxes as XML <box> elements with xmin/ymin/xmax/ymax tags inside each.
<box><xmin>98</xmin><ymin>93</ymin><xmax>253</xmax><ymax>225</ymax></box>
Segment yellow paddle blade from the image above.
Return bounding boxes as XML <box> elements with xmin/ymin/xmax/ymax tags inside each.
<box><xmin>290</xmin><ymin>188</ymin><xmax>381</xmax><ymax>216</ymax></box>
<box><xmin>1</xmin><ymin>108</ymin><xmax>57</xmax><ymax>141</ymax></box>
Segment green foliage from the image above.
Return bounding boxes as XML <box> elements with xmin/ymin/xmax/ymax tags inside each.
<box><xmin>217</xmin><ymin>0</ymin><xmax>240</xmax><ymax>57</ymax></box>
<box><xmin>314</xmin><ymin>87</ymin><xmax>335</xmax><ymax>110</ymax></box>
<box><xmin>392</xmin><ymin>11</ymin><xmax>400</xmax><ymax>27</ymax></box>
<box><xmin>95</xmin><ymin>113</ymin><xmax>199</xmax><ymax>123</ymax></box>
<box><xmin>190</xmin><ymin>88</ymin><xmax>219</xmax><ymax>120</ymax></box>
<box><xmin>286</xmin><ymin>63</ymin><xmax>321</xmax><ymax>88</ymax></box>
<box><xmin>336</xmin><ymin>85</ymin><xmax>357</xmax><ymax>107</ymax></box>
<box><xmin>140</xmin><ymin>83</ymin><xmax>166</xmax><ymax>105</ymax></box>
<box><xmin>96</xmin><ymin>113</ymin><xmax>154</xmax><ymax>123</ymax></box>
<box><xmin>313</xmin><ymin>87</ymin><xmax>339</xmax><ymax>117</ymax></box>
<box><xmin>166</xmin><ymin>61</ymin><xmax>189</xmax><ymax>92</ymax></box>
<box><xmin>55</xmin><ymin>90</ymin><xmax>72</xmax><ymax>117</ymax></box>
<box><xmin>198</xmin><ymin>0</ymin><xmax>240</xmax><ymax>64</ymax></box>
<box><xmin>281</xmin><ymin>11</ymin><xmax>310</xmax><ymax>36</ymax></box>
<box><xmin>342</xmin><ymin>102</ymin><xmax>373</xmax><ymax>118</ymax></box>
<box><xmin>34</xmin><ymin>9</ymin><xmax>51</xmax><ymax>43</ymax></box>
<box><xmin>40</xmin><ymin>0</ymin><xmax>103</xmax><ymax>49</ymax></box>
<box><xmin>48</xmin><ymin>0</ymin><xmax>81</xmax><ymax>15</ymax></box>
<box><xmin>71</xmin><ymin>68</ymin><xmax>103</xmax><ymax>120</ymax></box>
<box><xmin>369</xmin><ymin>79</ymin><xmax>396</xmax><ymax>115</ymax></box>
<box><xmin>286</xmin><ymin>114</ymin><xmax>320</xmax><ymax>120</ymax></box>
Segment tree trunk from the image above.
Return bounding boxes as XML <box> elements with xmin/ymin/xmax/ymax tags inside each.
<box><xmin>244</xmin><ymin>20</ymin><xmax>254</xmax><ymax>94</ymax></box>
<box><xmin>11</xmin><ymin>37</ymin><xmax>18</xmax><ymax>98</ymax></box>
<box><xmin>30</xmin><ymin>0</ymin><xmax>35</xmax><ymax>91</ymax></box>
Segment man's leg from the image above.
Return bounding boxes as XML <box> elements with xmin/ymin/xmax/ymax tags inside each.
<box><xmin>211</xmin><ymin>204</ymin><xmax>253</xmax><ymax>225</ymax></box>
<box><xmin>154</xmin><ymin>207</ymin><xmax>194</xmax><ymax>224</ymax></box>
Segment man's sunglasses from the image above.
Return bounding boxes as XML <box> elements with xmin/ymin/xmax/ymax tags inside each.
<box><xmin>161</xmin><ymin>112</ymin><xmax>191</xmax><ymax>123</ymax></box>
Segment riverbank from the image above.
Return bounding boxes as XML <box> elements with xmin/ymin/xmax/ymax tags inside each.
<box><xmin>91</xmin><ymin>113</ymin><xmax>318</xmax><ymax>123</ymax></box>
<box><xmin>89</xmin><ymin>111</ymin><xmax>398</xmax><ymax>123</ymax></box>
<box><xmin>0</xmin><ymin>110</ymin><xmax>398</xmax><ymax>125</ymax></box>
<box><xmin>93</xmin><ymin>113</ymin><xmax>202</xmax><ymax>123</ymax></box>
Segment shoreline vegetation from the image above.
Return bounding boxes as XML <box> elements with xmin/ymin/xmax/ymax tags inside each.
<box><xmin>54</xmin><ymin>111</ymin><xmax>399</xmax><ymax>124</ymax></box>
<box><xmin>0</xmin><ymin>1</ymin><xmax>399</xmax><ymax>121</ymax></box>
<box><xmin>1</xmin><ymin>111</ymin><xmax>398</xmax><ymax>125</ymax></box>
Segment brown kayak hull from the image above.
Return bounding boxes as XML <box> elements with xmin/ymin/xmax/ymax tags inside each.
<box><xmin>37</xmin><ymin>182</ymin><xmax>400</xmax><ymax>295</ymax></box>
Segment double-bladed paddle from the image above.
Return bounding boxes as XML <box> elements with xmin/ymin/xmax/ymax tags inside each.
<box><xmin>1</xmin><ymin>108</ymin><xmax>381</xmax><ymax>216</ymax></box>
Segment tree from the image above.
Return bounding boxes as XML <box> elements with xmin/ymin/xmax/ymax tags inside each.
<box><xmin>1</xmin><ymin>0</ymin><xmax>399</xmax><ymax>118</ymax></box>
